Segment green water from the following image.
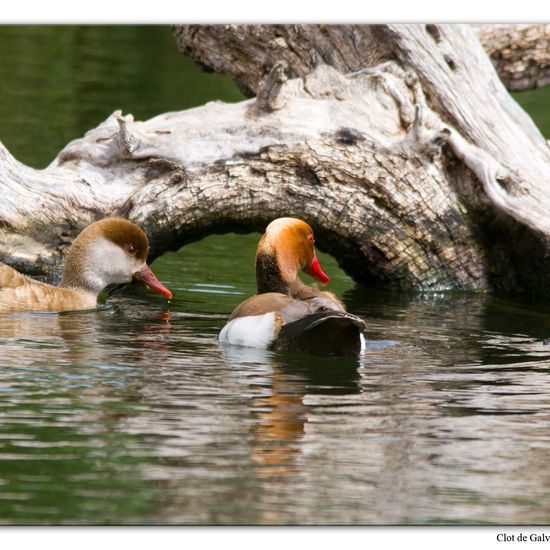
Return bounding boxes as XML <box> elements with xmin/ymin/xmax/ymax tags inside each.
<box><xmin>1</xmin><ymin>25</ymin><xmax>550</xmax><ymax>525</ymax></box>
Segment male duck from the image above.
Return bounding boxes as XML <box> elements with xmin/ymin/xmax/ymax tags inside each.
<box><xmin>219</xmin><ymin>217</ymin><xmax>366</xmax><ymax>357</ymax></box>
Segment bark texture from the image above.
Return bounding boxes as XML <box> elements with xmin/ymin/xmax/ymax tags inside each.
<box><xmin>475</xmin><ymin>24</ymin><xmax>550</xmax><ymax>91</ymax></box>
<box><xmin>2</xmin><ymin>24</ymin><xmax>550</xmax><ymax>294</ymax></box>
<box><xmin>174</xmin><ymin>24</ymin><xmax>550</xmax><ymax>94</ymax></box>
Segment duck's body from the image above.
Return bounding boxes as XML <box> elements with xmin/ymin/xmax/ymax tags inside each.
<box><xmin>0</xmin><ymin>218</ymin><xmax>172</xmax><ymax>313</ymax></box>
<box><xmin>219</xmin><ymin>218</ymin><xmax>366</xmax><ymax>357</ymax></box>
<box><xmin>0</xmin><ymin>273</ymin><xmax>96</xmax><ymax>312</ymax></box>
<box><xmin>0</xmin><ymin>262</ymin><xmax>37</xmax><ymax>290</ymax></box>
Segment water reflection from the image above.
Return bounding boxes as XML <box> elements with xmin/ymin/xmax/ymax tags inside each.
<box><xmin>0</xmin><ymin>305</ymin><xmax>173</xmax><ymax>369</ymax></box>
<box><xmin>3</xmin><ymin>272</ymin><xmax>550</xmax><ymax>524</ymax></box>
<box><xmin>219</xmin><ymin>345</ymin><xmax>361</xmax><ymax>482</ymax></box>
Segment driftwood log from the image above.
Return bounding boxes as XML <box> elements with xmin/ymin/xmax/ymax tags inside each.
<box><xmin>2</xmin><ymin>24</ymin><xmax>550</xmax><ymax>293</ymax></box>
<box><xmin>475</xmin><ymin>24</ymin><xmax>550</xmax><ymax>91</ymax></box>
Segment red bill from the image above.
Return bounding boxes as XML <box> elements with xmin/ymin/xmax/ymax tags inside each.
<box><xmin>304</xmin><ymin>255</ymin><xmax>330</xmax><ymax>286</ymax></box>
<box><xmin>134</xmin><ymin>264</ymin><xmax>173</xmax><ymax>299</ymax></box>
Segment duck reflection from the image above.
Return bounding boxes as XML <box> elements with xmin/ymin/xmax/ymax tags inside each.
<box><xmin>0</xmin><ymin>304</ymin><xmax>174</xmax><ymax>368</ymax></box>
<box><xmin>220</xmin><ymin>344</ymin><xmax>361</xmax><ymax>479</ymax></box>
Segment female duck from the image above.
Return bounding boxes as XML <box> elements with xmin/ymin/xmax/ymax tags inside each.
<box><xmin>219</xmin><ymin>217</ymin><xmax>366</xmax><ymax>357</ymax></box>
<box><xmin>0</xmin><ymin>217</ymin><xmax>172</xmax><ymax>313</ymax></box>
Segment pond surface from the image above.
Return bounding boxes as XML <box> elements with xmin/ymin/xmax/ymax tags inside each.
<box><xmin>1</xmin><ymin>26</ymin><xmax>550</xmax><ymax>526</ymax></box>
<box><xmin>3</xmin><ymin>236</ymin><xmax>550</xmax><ymax>525</ymax></box>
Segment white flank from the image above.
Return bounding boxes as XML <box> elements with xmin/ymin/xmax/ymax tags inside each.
<box><xmin>218</xmin><ymin>312</ymin><xmax>278</xmax><ymax>349</ymax></box>
<box><xmin>360</xmin><ymin>333</ymin><xmax>367</xmax><ymax>352</ymax></box>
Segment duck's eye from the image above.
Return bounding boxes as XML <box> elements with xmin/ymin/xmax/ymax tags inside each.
<box><xmin>127</xmin><ymin>244</ymin><xmax>136</xmax><ymax>255</ymax></box>
<box><xmin>318</xmin><ymin>306</ymin><xmax>328</xmax><ymax>312</ymax></box>
<box><xmin>307</xmin><ymin>234</ymin><xmax>315</xmax><ymax>244</ymax></box>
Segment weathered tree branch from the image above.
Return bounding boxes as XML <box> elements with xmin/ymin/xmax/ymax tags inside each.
<box><xmin>2</xmin><ymin>24</ymin><xmax>550</xmax><ymax>294</ymax></box>
<box><xmin>173</xmin><ymin>24</ymin><xmax>550</xmax><ymax>94</ymax></box>
<box><xmin>172</xmin><ymin>25</ymin><xmax>390</xmax><ymax>97</ymax></box>
<box><xmin>475</xmin><ymin>24</ymin><xmax>550</xmax><ymax>91</ymax></box>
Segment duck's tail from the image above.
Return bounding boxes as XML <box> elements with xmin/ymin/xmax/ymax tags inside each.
<box><xmin>275</xmin><ymin>311</ymin><xmax>366</xmax><ymax>357</ymax></box>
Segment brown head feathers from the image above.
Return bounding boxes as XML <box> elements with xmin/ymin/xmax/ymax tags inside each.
<box><xmin>74</xmin><ymin>218</ymin><xmax>149</xmax><ymax>262</ymax></box>
<box><xmin>60</xmin><ymin>217</ymin><xmax>150</xmax><ymax>291</ymax></box>
<box><xmin>256</xmin><ymin>218</ymin><xmax>316</xmax><ymax>293</ymax></box>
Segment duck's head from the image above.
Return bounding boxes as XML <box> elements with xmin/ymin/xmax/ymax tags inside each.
<box><xmin>60</xmin><ymin>218</ymin><xmax>172</xmax><ymax>299</ymax></box>
<box><xmin>256</xmin><ymin>217</ymin><xmax>330</xmax><ymax>294</ymax></box>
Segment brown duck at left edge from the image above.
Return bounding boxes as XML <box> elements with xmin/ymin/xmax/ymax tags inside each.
<box><xmin>0</xmin><ymin>218</ymin><xmax>172</xmax><ymax>313</ymax></box>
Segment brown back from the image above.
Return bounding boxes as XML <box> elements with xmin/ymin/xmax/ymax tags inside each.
<box><xmin>0</xmin><ymin>262</ymin><xmax>33</xmax><ymax>290</ymax></box>
<box><xmin>229</xmin><ymin>293</ymin><xmax>294</xmax><ymax>320</ymax></box>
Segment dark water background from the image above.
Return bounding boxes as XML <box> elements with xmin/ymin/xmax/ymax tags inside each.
<box><xmin>1</xmin><ymin>26</ymin><xmax>550</xmax><ymax>525</ymax></box>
